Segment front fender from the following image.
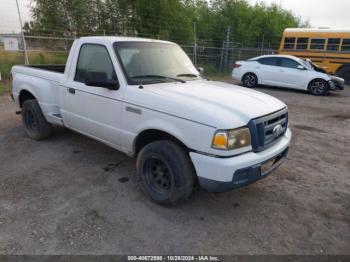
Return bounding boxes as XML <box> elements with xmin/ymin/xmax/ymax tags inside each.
<box><xmin>133</xmin><ymin>118</ymin><xmax>190</xmax><ymax>150</ymax></box>
<box><xmin>120</xmin><ymin>107</ymin><xmax>217</xmax><ymax>157</ymax></box>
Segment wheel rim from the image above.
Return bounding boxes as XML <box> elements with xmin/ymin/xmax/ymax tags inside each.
<box><xmin>310</xmin><ymin>81</ymin><xmax>325</xmax><ymax>95</ymax></box>
<box><xmin>24</xmin><ymin>109</ymin><xmax>38</xmax><ymax>131</ymax></box>
<box><xmin>144</xmin><ymin>158</ymin><xmax>172</xmax><ymax>194</ymax></box>
<box><xmin>244</xmin><ymin>75</ymin><xmax>256</xmax><ymax>87</ymax></box>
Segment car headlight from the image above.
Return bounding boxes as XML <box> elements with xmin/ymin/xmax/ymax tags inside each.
<box><xmin>212</xmin><ymin>127</ymin><xmax>251</xmax><ymax>150</ymax></box>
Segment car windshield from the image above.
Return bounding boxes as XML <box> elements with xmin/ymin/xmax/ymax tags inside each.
<box><xmin>114</xmin><ymin>41</ymin><xmax>201</xmax><ymax>85</ymax></box>
<box><xmin>300</xmin><ymin>59</ymin><xmax>313</xmax><ymax>70</ymax></box>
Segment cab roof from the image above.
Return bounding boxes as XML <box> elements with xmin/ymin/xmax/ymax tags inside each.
<box><xmin>78</xmin><ymin>36</ymin><xmax>176</xmax><ymax>45</ymax></box>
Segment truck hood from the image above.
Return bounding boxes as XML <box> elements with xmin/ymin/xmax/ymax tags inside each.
<box><xmin>126</xmin><ymin>80</ymin><xmax>286</xmax><ymax>129</ymax></box>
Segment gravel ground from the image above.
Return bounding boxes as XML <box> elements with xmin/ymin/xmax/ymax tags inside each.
<box><xmin>0</xmin><ymin>83</ymin><xmax>349</xmax><ymax>255</ymax></box>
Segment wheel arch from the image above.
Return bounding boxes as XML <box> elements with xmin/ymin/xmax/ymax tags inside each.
<box><xmin>133</xmin><ymin>129</ymin><xmax>189</xmax><ymax>157</ymax></box>
<box><xmin>307</xmin><ymin>78</ymin><xmax>329</xmax><ymax>91</ymax></box>
<box><xmin>19</xmin><ymin>89</ymin><xmax>37</xmax><ymax>108</ymax></box>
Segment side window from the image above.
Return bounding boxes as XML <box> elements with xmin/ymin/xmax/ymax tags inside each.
<box><xmin>75</xmin><ymin>44</ymin><xmax>116</xmax><ymax>83</ymax></box>
<box><xmin>327</xmin><ymin>38</ymin><xmax>340</xmax><ymax>51</ymax></box>
<box><xmin>296</xmin><ymin>38</ymin><xmax>308</xmax><ymax>50</ymax></box>
<box><xmin>279</xmin><ymin>58</ymin><xmax>300</xmax><ymax>69</ymax></box>
<box><xmin>283</xmin><ymin>37</ymin><xmax>296</xmax><ymax>49</ymax></box>
<box><xmin>341</xmin><ymin>39</ymin><xmax>350</xmax><ymax>51</ymax></box>
<box><xmin>310</xmin><ymin>38</ymin><xmax>325</xmax><ymax>50</ymax></box>
<box><xmin>258</xmin><ymin>57</ymin><xmax>278</xmax><ymax>66</ymax></box>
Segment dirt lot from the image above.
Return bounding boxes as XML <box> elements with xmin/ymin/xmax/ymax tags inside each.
<box><xmin>0</xmin><ymin>82</ymin><xmax>349</xmax><ymax>255</ymax></box>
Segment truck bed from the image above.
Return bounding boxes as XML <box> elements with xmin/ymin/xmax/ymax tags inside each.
<box><xmin>11</xmin><ymin>64</ymin><xmax>66</xmax><ymax>126</ymax></box>
<box><xmin>24</xmin><ymin>64</ymin><xmax>66</xmax><ymax>73</ymax></box>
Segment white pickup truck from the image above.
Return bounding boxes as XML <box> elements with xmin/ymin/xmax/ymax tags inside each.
<box><xmin>11</xmin><ymin>36</ymin><xmax>292</xmax><ymax>205</ymax></box>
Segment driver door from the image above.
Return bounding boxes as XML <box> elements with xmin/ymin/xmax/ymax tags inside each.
<box><xmin>61</xmin><ymin>43</ymin><xmax>125</xmax><ymax>148</ymax></box>
<box><xmin>276</xmin><ymin>58</ymin><xmax>308</xmax><ymax>89</ymax></box>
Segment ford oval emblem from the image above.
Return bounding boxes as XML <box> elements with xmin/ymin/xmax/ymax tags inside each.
<box><xmin>273</xmin><ymin>124</ymin><xmax>283</xmax><ymax>138</ymax></box>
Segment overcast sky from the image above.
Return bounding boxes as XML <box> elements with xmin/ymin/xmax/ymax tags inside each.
<box><xmin>0</xmin><ymin>0</ymin><xmax>349</xmax><ymax>33</ymax></box>
<box><xmin>247</xmin><ymin>0</ymin><xmax>350</xmax><ymax>28</ymax></box>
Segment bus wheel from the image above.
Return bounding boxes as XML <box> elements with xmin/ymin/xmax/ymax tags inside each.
<box><xmin>336</xmin><ymin>67</ymin><xmax>350</xmax><ymax>85</ymax></box>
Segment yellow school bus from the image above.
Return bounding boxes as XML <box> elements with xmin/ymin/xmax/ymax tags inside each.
<box><xmin>279</xmin><ymin>28</ymin><xmax>350</xmax><ymax>84</ymax></box>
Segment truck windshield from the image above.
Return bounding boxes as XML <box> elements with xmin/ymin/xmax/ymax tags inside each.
<box><xmin>114</xmin><ymin>42</ymin><xmax>201</xmax><ymax>85</ymax></box>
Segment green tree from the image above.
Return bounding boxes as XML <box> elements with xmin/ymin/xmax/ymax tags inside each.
<box><xmin>25</xmin><ymin>0</ymin><xmax>307</xmax><ymax>47</ymax></box>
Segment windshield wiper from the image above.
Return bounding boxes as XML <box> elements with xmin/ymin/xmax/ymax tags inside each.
<box><xmin>177</xmin><ymin>73</ymin><xmax>200</xmax><ymax>78</ymax></box>
<box><xmin>131</xmin><ymin>75</ymin><xmax>186</xmax><ymax>83</ymax></box>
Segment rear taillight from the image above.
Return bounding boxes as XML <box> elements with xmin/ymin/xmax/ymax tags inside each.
<box><xmin>233</xmin><ymin>63</ymin><xmax>241</xmax><ymax>68</ymax></box>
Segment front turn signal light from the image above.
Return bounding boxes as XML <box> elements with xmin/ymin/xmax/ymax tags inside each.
<box><xmin>212</xmin><ymin>127</ymin><xmax>251</xmax><ymax>150</ymax></box>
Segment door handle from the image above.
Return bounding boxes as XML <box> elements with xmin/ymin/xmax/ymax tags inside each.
<box><xmin>68</xmin><ymin>88</ymin><xmax>75</xmax><ymax>94</ymax></box>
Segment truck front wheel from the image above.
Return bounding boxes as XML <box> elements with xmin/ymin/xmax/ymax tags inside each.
<box><xmin>22</xmin><ymin>99</ymin><xmax>53</xmax><ymax>140</ymax></box>
<box><xmin>136</xmin><ymin>140</ymin><xmax>195</xmax><ymax>206</ymax></box>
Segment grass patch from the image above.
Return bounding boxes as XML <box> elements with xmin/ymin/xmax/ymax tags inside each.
<box><xmin>196</xmin><ymin>63</ymin><xmax>232</xmax><ymax>81</ymax></box>
<box><xmin>0</xmin><ymin>50</ymin><xmax>68</xmax><ymax>80</ymax></box>
<box><xmin>207</xmin><ymin>72</ymin><xmax>232</xmax><ymax>81</ymax></box>
<box><xmin>0</xmin><ymin>80</ymin><xmax>11</xmax><ymax>96</ymax></box>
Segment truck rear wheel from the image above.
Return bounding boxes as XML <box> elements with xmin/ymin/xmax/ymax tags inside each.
<box><xmin>22</xmin><ymin>99</ymin><xmax>53</xmax><ymax>140</ymax></box>
<box><xmin>136</xmin><ymin>140</ymin><xmax>195</xmax><ymax>206</ymax></box>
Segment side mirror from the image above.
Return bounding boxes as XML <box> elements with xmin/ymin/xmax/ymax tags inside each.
<box><xmin>297</xmin><ymin>65</ymin><xmax>306</xmax><ymax>70</ymax></box>
<box><xmin>85</xmin><ymin>71</ymin><xmax>119</xmax><ymax>90</ymax></box>
<box><xmin>197</xmin><ymin>67</ymin><xmax>204</xmax><ymax>75</ymax></box>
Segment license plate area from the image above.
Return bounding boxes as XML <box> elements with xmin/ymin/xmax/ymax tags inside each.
<box><xmin>261</xmin><ymin>158</ymin><xmax>277</xmax><ymax>175</ymax></box>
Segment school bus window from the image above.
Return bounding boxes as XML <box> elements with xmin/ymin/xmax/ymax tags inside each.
<box><xmin>341</xmin><ymin>39</ymin><xmax>350</xmax><ymax>51</ymax></box>
<box><xmin>296</xmin><ymin>38</ymin><xmax>308</xmax><ymax>50</ymax></box>
<box><xmin>284</xmin><ymin>37</ymin><xmax>295</xmax><ymax>49</ymax></box>
<box><xmin>310</xmin><ymin>38</ymin><xmax>325</xmax><ymax>50</ymax></box>
<box><xmin>327</xmin><ymin>38</ymin><xmax>340</xmax><ymax>51</ymax></box>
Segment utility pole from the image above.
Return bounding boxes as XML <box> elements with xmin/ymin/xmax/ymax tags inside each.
<box><xmin>16</xmin><ymin>0</ymin><xmax>29</xmax><ymax>65</ymax></box>
<box><xmin>193</xmin><ymin>22</ymin><xmax>197</xmax><ymax>66</ymax></box>
<box><xmin>219</xmin><ymin>40</ymin><xmax>225</xmax><ymax>72</ymax></box>
<box><xmin>223</xmin><ymin>26</ymin><xmax>231</xmax><ymax>72</ymax></box>
<box><xmin>261</xmin><ymin>33</ymin><xmax>265</xmax><ymax>55</ymax></box>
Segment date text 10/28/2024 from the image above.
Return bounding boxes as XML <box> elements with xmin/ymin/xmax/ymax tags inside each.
<box><xmin>127</xmin><ymin>256</ymin><xmax>220</xmax><ymax>261</ymax></box>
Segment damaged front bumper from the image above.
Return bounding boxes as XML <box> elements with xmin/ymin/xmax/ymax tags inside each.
<box><xmin>328</xmin><ymin>76</ymin><xmax>345</xmax><ymax>91</ymax></box>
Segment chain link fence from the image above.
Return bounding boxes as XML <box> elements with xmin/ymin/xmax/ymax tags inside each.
<box><xmin>0</xmin><ymin>34</ymin><xmax>277</xmax><ymax>80</ymax></box>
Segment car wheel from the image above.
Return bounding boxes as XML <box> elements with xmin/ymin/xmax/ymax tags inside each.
<box><xmin>136</xmin><ymin>140</ymin><xmax>195</xmax><ymax>206</ymax></box>
<box><xmin>242</xmin><ymin>73</ymin><xmax>258</xmax><ymax>88</ymax></box>
<box><xmin>309</xmin><ymin>79</ymin><xmax>328</xmax><ymax>96</ymax></box>
<box><xmin>22</xmin><ymin>99</ymin><xmax>53</xmax><ymax>140</ymax></box>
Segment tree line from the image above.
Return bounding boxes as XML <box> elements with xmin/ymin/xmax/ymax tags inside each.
<box><xmin>24</xmin><ymin>0</ymin><xmax>309</xmax><ymax>48</ymax></box>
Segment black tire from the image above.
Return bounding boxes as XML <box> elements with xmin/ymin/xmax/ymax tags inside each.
<box><xmin>22</xmin><ymin>99</ymin><xmax>53</xmax><ymax>140</ymax></box>
<box><xmin>242</xmin><ymin>73</ymin><xmax>258</xmax><ymax>88</ymax></box>
<box><xmin>136</xmin><ymin>140</ymin><xmax>195</xmax><ymax>206</ymax></box>
<box><xmin>336</xmin><ymin>67</ymin><xmax>350</xmax><ymax>85</ymax></box>
<box><xmin>308</xmin><ymin>79</ymin><xmax>328</xmax><ymax>96</ymax></box>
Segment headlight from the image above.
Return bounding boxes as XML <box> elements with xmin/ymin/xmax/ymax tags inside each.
<box><xmin>212</xmin><ymin>127</ymin><xmax>251</xmax><ymax>150</ymax></box>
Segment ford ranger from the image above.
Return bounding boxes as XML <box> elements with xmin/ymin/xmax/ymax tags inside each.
<box><xmin>11</xmin><ymin>37</ymin><xmax>292</xmax><ymax>205</ymax></box>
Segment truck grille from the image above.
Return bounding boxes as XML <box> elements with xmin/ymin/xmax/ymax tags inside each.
<box><xmin>247</xmin><ymin>108</ymin><xmax>288</xmax><ymax>152</ymax></box>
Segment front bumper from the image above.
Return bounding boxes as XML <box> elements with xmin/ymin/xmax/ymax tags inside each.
<box><xmin>328</xmin><ymin>79</ymin><xmax>344</xmax><ymax>91</ymax></box>
<box><xmin>190</xmin><ymin>128</ymin><xmax>291</xmax><ymax>192</ymax></box>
